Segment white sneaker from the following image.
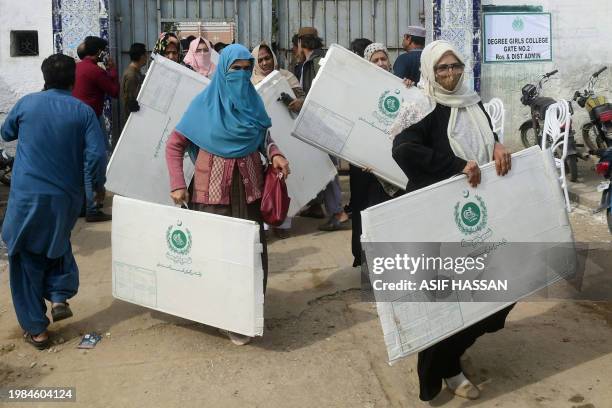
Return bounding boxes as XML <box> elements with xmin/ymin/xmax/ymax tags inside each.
<box><xmin>444</xmin><ymin>373</ymin><xmax>480</xmax><ymax>400</ymax></box>
<box><xmin>220</xmin><ymin>329</ymin><xmax>252</xmax><ymax>346</ymax></box>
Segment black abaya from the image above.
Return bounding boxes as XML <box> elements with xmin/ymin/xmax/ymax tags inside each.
<box><xmin>392</xmin><ymin>102</ymin><xmax>512</xmax><ymax>402</ymax></box>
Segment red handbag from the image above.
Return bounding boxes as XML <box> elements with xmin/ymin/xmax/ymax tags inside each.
<box><xmin>260</xmin><ymin>166</ymin><xmax>290</xmax><ymax>226</ymax></box>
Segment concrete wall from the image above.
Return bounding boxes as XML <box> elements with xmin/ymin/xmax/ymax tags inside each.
<box><xmin>480</xmin><ymin>0</ymin><xmax>612</xmax><ymax>151</ymax></box>
<box><xmin>0</xmin><ymin>0</ymin><xmax>53</xmax><ymax>126</ymax></box>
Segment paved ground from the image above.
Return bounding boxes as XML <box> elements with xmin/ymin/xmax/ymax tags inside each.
<box><xmin>567</xmin><ymin>158</ymin><xmax>608</xmax><ymax>210</ymax></box>
<box><xmin>1</xmin><ymin>178</ymin><xmax>612</xmax><ymax>407</ymax></box>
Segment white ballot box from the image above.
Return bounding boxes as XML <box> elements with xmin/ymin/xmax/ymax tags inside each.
<box><xmin>112</xmin><ymin>195</ymin><xmax>264</xmax><ymax>337</ymax></box>
<box><xmin>255</xmin><ymin>71</ymin><xmax>337</xmax><ymax>216</ymax></box>
<box><xmin>106</xmin><ymin>56</ymin><xmax>210</xmax><ymax>206</ymax></box>
<box><xmin>361</xmin><ymin>146</ymin><xmax>576</xmax><ymax>363</ymax></box>
<box><xmin>292</xmin><ymin>44</ymin><xmax>432</xmax><ymax>188</ymax></box>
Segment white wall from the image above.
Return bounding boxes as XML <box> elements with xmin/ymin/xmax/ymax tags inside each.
<box><xmin>480</xmin><ymin>0</ymin><xmax>612</xmax><ymax>151</ymax></box>
<box><xmin>0</xmin><ymin>0</ymin><xmax>53</xmax><ymax>126</ymax></box>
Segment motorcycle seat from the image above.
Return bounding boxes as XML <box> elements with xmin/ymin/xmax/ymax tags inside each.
<box><xmin>532</xmin><ymin>97</ymin><xmax>557</xmax><ymax>117</ymax></box>
<box><xmin>592</xmin><ymin>103</ymin><xmax>612</xmax><ymax>123</ymax></box>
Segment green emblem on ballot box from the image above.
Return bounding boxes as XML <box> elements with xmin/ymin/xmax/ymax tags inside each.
<box><xmin>454</xmin><ymin>192</ymin><xmax>488</xmax><ymax>235</ymax></box>
<box><xmin>378</xmin><ymin>90</ymin><xmax>402</xmax><ymax>119</ymax></box>
<box><xmin>166</xmin><ymin>221</ymin><xmax>192</xmax><ymax>255</ymax></box>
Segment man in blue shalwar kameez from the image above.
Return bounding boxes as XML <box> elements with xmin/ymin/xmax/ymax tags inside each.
<box><xmin>1</xmin><ymin>54</ymin><xmax>107</xmax><ymax>349</ymax></box>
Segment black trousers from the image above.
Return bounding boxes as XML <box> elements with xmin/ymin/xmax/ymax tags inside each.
<box><xmin>349</xmin><ymin>164</ymin><xmax>398</xmax><ymax>266</ymax></box>
<box><xmin>418</xmin><ymin>304</ymin><xmax>516</xmax><ymax>401</ymax></box>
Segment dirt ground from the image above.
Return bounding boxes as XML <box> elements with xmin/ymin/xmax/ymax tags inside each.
<box><xmin>1</xmin><ymin>203</ymin><xmax>611</xmax><ymax>408</ymax></box>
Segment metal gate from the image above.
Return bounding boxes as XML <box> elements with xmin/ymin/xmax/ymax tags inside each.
<box><xmin>110</xmin><ymin>0</ymin><xmax>273</xmax><ymax>73</ymax></box>
<box><xmin>276</xmin><ymin>0</ymin><xmax>424</xmax><ymax>66</ymax></box>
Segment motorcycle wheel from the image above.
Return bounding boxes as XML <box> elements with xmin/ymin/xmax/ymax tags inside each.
<box><xmin>566</xmin><ymin>155</ymin><xmax>578</xmax><ymax>182</ymax></box>
<box><xmin>520</xmin><ymin>122</ymin><xmax>539</xmax><ymax>148</ymax></box>
<box><xmin>582</xmin><ymin>124</ymin><xmax>607</xmax><ymax>152</ymax></box>
<box><xmin>0</xmin><ymin>170</ymin><xmax>11</xmax><ymax>186</ymax></box>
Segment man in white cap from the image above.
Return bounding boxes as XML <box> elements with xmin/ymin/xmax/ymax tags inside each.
<box><xmin>393</xmin><ymin>25</ymin><xmax>426</xmax><ymax>85</ymax></box>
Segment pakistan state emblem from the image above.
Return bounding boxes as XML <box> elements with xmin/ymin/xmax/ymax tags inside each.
<box><xmin>166</xmin><ymin>220</ymin><xmax>192</xmax><ymax>264</ymax></box>
<box><xmin>378</xmin><ymin>90</ymin><xmax>402</xmax><ymax>119</ymax></box>
<box><xmin>512</xmin><ymin>17</ymin><xmax>525</xmax><ymax>32</ymax></box>
<box><xmin>454</xmin><ymin>191</ymin><xmax>488</xmax><ymax>235</ymax></box>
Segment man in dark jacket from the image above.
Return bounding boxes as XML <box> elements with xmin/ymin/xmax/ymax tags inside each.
<box><xmin>121</xmin><ymin>42</ymin><xmax>147</xmax><ymax>130</ymax></box>
<box><xmin>296</xmin><ymin>27</ymin><xmax>350</xmax><ymax>231</ymax></box>
<box><xmin>295</xmin><ymin>27</ymin><xmax>326</xmax><ymax>95</ymax></box>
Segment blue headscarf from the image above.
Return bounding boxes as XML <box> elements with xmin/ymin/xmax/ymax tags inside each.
<box><xmin>176</xmin><ymin>44</ymin><xmax>272</xmax><ymax>158</ymax></box>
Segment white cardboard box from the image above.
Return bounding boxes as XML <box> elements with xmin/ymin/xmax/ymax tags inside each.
<box><xmin>292</xmin><ymin>44</ymin><xmax>432</xmax><ymax>188</ymax></box>
<box><xmin>361</xmin><ymin>147</ymin><xmax>575</xmax><ymax>362</ymax></box>
<box><xmin>255</xmin><ymin>71</ymin><xmax>337</xmax><ymax>216</ymax></box>
<box><xmin>107</xmin><ymin>58</ymin><xmax>333</xmax><ymax>212</ymax></box>
<box><xmin>112</xmin><ymin>195</ymin><xmax>264</xmax><ymax>337</ymax></box>
<box><xmin>106</xmin><ymin>56</ymin><xmax>208</xmax><ymax>206</ymax></box>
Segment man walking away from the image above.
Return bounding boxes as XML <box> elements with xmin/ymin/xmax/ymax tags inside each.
<box><xmin>121</xmin><ymin>42</ymin><xmax>147</xmax><ymax>130</ymax></box>
<box><xmin>393</xmin><ymin>26</ymin><xmax>426</xmax><ymax>85</ymax></box>
<box><xmin>1</xmin><ymin>54</ymin><xmax>107</xmax><ymax>350</ymax></box>
<box><xmin>72</xmin><ymin>36</ymin><xmax>116</xmax><ymax>222</ymax></box>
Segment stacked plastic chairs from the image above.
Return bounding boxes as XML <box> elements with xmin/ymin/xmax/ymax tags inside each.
<box><xmin>542</xmin><ymin>99</ymin><xmax>572</xmax><ymax>212</ymax></box>
<box><xmin>483</xmin><ymin>98</ymin><xmax>505</xmax><ymax>143</ymax></box>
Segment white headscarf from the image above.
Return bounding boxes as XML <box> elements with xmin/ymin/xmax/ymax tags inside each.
<box><xmin>391</xmin><ymin>40</ymin><xmax>496</xmax><ymax>165</ymax></box>
<box><xmin>364</xmin><ymin>43</ymin><xmax>392</xmax><ymax>72</ymax></box>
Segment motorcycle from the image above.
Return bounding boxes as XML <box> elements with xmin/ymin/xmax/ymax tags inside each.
<box><xmin>573</xmin><ymin>67</ymin><xmax>612</xmax><ymax>151</ymax></box>
<box><xmin>592</xmin><ymin>148</ymin><xmax>612</xmax><ymax>233</ymax></box>
<box><xmin>0</xmin><ymin>148</ymin><xmax>13</xmax><ymax>186</ymax></box>
<box><xmin>519</xmin><ymin>70</ymin><xmax>586</xmax><ymax>182</ymax></box>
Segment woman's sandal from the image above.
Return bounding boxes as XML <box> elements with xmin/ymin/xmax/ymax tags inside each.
<box><xmin>444</xmin><ymin>376</ymin><xmax>480</xmax><ymax>400</ymax></box>
<box><xmin>218</xmin><ymin>329</ymin><xmax>252</xmax><ymax>346</ymax></box>
<box><xmin>23</xmin><ymin>332</ymin><xmax>50</xmax><ymax>350</ymax></box>
<box><xmin>51</xmin><ymin>302</ymin><xmax>73</xmax><ymax>322</ymax></box>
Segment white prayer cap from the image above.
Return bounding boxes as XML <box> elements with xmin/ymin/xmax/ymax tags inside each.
<box><xmin>405</xmin><ymin>26</ymin><xmax>426</xmax><ymax>37</ymax></box>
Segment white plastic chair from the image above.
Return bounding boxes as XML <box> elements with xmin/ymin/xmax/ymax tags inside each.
<box><xmin>542</xmin><ymin>99</ymin><xmax>572</xmax><ymax>212</ymax></box>
<box><xmin>483</xmin><ymin>98</ymin><xmax>505</xmax><ymax>143</ymax></box>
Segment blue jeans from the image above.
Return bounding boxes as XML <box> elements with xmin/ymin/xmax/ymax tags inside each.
<box><xmin>83</xmin><ymin>115</ymin><xmax>108</xmax><ymax>215</ymax></box>
<box><xmin>323</xmin><ymin>176</ymin><xmax>343</xmax><ymax>216</ymax></box>
<box><xmin>323</xmin><ymin>156</ymin><xmax>343</xmax><ymax>216</ymax></box>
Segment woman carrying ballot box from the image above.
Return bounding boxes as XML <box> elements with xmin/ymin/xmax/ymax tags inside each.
<box><xmin>165</xmin><ymin>44</ymin><xmax>290</xmax><ymax>346</ymax></box>
<box><xmin>390</xmin><ymin>40</ymin><xmax>514</xmax><ymax>401</ymax></box>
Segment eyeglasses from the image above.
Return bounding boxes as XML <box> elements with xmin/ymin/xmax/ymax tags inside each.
<box><xmin>434</xmin><ymin>63</ymin><xmax>465</xmax><ymax>75</ymax></box>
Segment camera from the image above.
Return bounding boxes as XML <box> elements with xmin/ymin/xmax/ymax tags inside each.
<box><xmin>277</xmin><ymin>92</ymin><xmax>295</xmax><ymax>107</ymax></box>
